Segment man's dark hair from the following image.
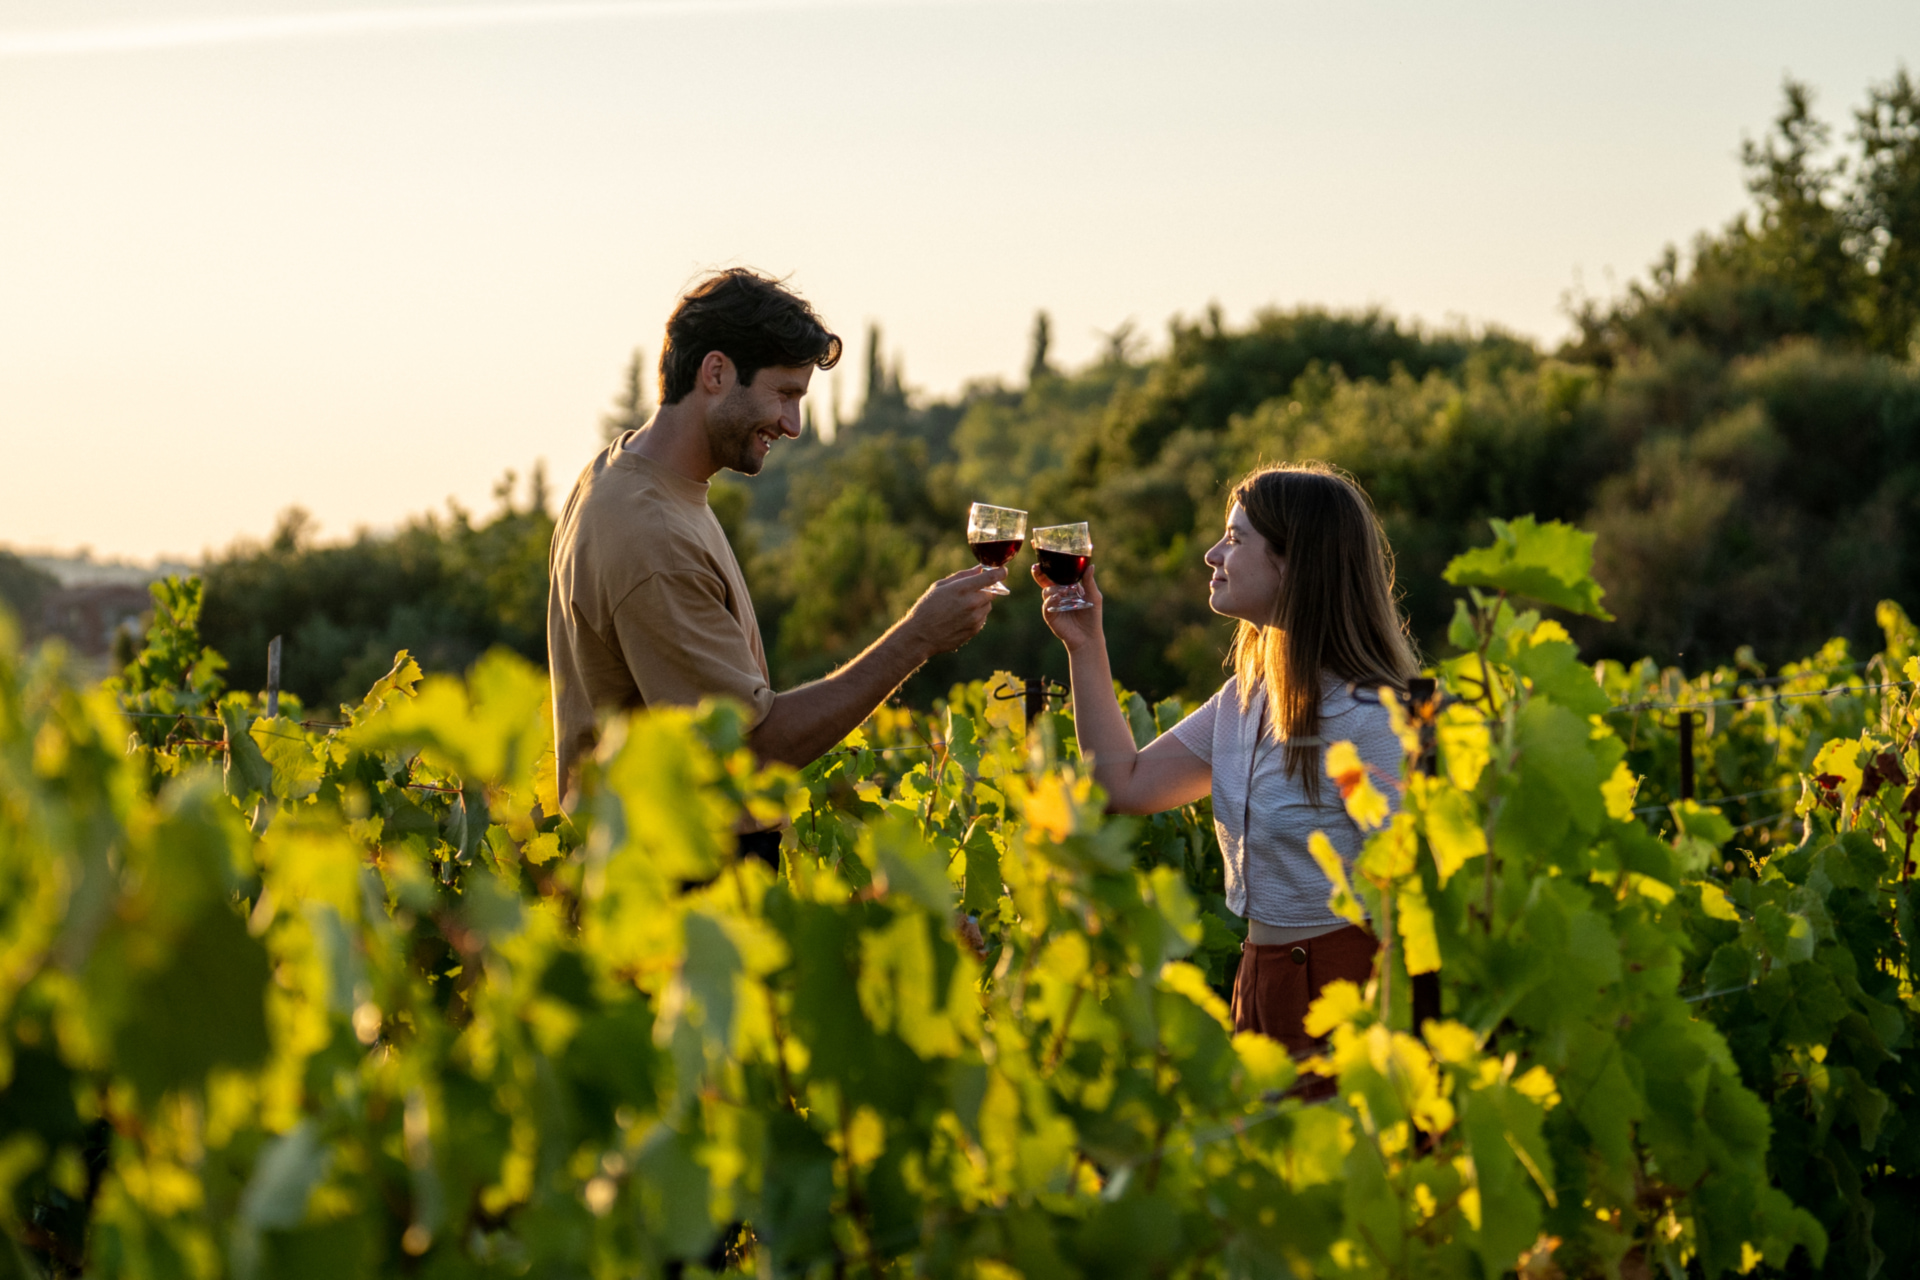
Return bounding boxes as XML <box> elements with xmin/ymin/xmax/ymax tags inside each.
<box><xmin>658</xmin><ymin>269</ymin><xmax>842</xmax><ymax>405</ymax></box>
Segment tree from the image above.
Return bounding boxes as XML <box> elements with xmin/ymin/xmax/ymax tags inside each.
<box><xmin>0</xmin><ymin>550</ymin><xmax>57</xmax><ymax>631</ymax></box>
<box><xmin>1852</xmin><ymin>67</ymin><xmax>1920</xmax><ymax>355</ymax></box>
<box><xmin>599</xmin><ymin>346</ymin><xmax>651</xmax><ymax>444</ymax></box>
<box><xmin>1729</xmin><ymin>79</ymin><xmax>1859</xmax><ymax>346</ymax></box>
<box><xmin>1027</xmin><ymin>309</ymin><xmax>1054</xmax><ymax>384</ymax></box>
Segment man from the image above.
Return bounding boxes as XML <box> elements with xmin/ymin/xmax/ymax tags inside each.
<box><xmin>547</xmin><ymin>269</ymin><xmax>1003</xmax><ymax>830</ymax></box>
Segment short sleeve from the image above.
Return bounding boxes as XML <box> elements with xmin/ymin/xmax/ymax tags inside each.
<box><xmin>1165</xmin><ymin>685</ymin><xmax>1226</xmax><ymax>764</ymax></box>
<box><xmin>610</xmin><ymin>570</ymin><xmax>777</xmax><ymax>727</ymax></box>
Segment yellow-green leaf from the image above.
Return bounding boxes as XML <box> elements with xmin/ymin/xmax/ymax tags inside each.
<box><xmin>1309</xmin><ymin>832</ymin><xmax>1368</xmax><ymax>926</ymax></box>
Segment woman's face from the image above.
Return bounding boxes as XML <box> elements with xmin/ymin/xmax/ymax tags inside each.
<box><xmin>1204</xmin><ymin>502</ymin><xmax>1285</xmax><ymax>624</ymax></box>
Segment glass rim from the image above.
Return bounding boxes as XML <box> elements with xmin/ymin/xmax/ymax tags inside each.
<box><xmin>967</xmin><ymin>502</ymin><xmax>1028</xmax><ymax>517</ymax></box>
<box><xmin>1031</xmin><ymin>522</ymin><xmax>1092</xmax><ymax>550</ymax></box>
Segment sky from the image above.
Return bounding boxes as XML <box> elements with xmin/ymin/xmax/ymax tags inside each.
<box><xmin>2</xmin><ymin>0</ymin><xmax>1916</xmax><ymax>563</ymax></box>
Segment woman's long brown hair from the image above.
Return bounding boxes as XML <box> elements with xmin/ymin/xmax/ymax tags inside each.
<box><xmin>1226</xmin><ymin>461</ymin><xmax>1419</xmax><ymax>797</ymax></box>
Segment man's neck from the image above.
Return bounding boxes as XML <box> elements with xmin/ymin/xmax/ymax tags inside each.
<box><xmin>622</xmin><ymin>403</ymin><xmax>716</xmax><ymax>483</ymax></box>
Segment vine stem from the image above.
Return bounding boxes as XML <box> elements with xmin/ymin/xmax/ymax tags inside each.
<box><xmin>837</xmin><ymin>1086</ymin><xmax>884</xmax><ymax>1280</ymax></box>
<box><xmin>1378</xmin><ymin>885</ymin><xmax>1394</xmax><ymax>1027</ymax></box>
<box><xmin>1473</xmin><ymin>594</ymin><xmax>1512</xmax><ymax>932</ymax></box>
<box><xmin>1043</xmin><ymin>978</ymin><xmax>1088</xmax><ymax>1074</ymax></box>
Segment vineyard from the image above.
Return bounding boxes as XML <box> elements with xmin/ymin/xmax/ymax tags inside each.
<box><xmin>2</xmin><ymin>519</ymin><xmax>1917</xmax><ymax>1279</ymax></box>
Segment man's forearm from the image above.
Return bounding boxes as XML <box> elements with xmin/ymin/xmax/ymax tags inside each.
<box><xmin>749</xmin><ymin>620</ymin><xmax>931</xmax><ymax>767</ymax></box>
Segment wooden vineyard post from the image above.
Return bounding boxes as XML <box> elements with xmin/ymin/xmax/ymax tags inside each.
<box><xmin>1678</xmin><ymin>710</ymin><xmax>1700</xmax><ymax>802</ymax></box>
<box><xmin>265</xmin><ymin>635</ymin><xmax>282</xmax><ymax>719</ymax></box>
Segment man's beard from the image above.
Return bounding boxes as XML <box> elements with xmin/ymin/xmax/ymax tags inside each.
<box><xmin>708</xmin><ymin>393</ymin><xmax>769</xmax><ymax>476</ymax></box>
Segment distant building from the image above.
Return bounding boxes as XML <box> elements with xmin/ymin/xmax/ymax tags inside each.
<box><xmin>2</xmin><ymin>549</ymin><xmax>192</xmax><ymax>675</ymax></box>
<box><xmin>37</xmin><ymin>584</ymin><xmax>153</xmax><ymax>659</ymax></box>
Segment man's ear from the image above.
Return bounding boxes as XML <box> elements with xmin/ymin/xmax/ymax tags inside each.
<box><xmin>699</xmin><ymin>350</ymin><xmax>734</xmax><ymax>395</ymax></box>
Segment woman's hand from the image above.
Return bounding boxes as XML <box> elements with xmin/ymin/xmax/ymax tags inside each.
<box><xmin>1034</xmin><ymin>563</ymin><xmax>1105</xmax><ymax>651</ymax></box>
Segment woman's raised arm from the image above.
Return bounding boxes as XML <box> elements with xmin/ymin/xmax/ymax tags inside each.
<box><xmin>1036</xmin><ymin>565</ymin><xmax>1211</xmax><ymax>814</ymax></box>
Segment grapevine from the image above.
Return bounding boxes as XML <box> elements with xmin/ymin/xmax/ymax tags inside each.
<box><xmin>0</xmin><ymin>520</ymin><xmax>1914</xmax><ymax>1277</ymax></box>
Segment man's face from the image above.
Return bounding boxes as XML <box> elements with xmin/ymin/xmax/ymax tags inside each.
<box><xmin>707</xmin><ymin>362</ymin><xmax>813</xmax><ymax>476</ymax></box>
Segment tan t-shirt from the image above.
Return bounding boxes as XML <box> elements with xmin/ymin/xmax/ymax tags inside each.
<box><xmin>547</xmin><ymin>437</ymin><xmax>776</xmax><ymax>796</ymax></box>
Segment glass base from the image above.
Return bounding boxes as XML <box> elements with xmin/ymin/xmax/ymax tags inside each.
<box><xmin>1046</xmin><ymin>591</ymin><xmax>1093</xmax><ymax>612</ymax></box>
<box><xmin>984</xmin><ymin>582</ymin><xmax>1011</xmax><ymax>596</ymax></box>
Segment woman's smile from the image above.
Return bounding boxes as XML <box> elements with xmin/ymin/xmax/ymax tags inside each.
<box><xmin>1204</xmin><ymin>502</ymin><xmax>1284</xmax><ymax>623</ymax></box>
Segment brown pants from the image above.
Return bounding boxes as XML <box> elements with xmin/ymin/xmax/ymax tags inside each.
<box><xmin>1230</xmin><ymin>925</ymin><xmax>1378</xmax><ymax>1057</ymax></box>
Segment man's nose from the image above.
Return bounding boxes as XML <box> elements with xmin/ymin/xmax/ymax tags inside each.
<box><xmin>780</xmin><ymin>406</ymin><xmax>803</xmax><ymax>437</ymax></box>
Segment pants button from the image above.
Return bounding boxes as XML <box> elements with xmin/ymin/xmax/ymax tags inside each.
<box><xmin>1290</xmin><ymin>946</ymin><xmax>1308</xmax><ymax>965</ymax></box>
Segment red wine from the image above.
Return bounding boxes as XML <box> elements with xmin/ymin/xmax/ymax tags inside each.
<box><xmin>970</xmin><ymin>538</ymin><xmax>1023</xmax><ymax>567</ymax></box>
<box><xmin>1035</xmin><ymin>549</ymin><xmax>1091</xmax><ymax>585</ymax></box>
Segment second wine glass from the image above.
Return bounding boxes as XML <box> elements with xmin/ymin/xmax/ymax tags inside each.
<box><xmin>967</xmin><ymin>503</ymin><xmax>1027</xmax><ymax>596</ymax></box>
<box><xmin>1033</xmin><ymin>522</ymin><xmax>1094</xmax><ymax>612</ymax></box>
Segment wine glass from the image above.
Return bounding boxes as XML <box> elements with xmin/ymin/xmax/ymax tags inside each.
<box><xmin>967</xmin><ymin>503</ymin><xmax>1027</xmax><ymax>596</ymax></box>
<box><xmin>1033</xmin><ymin>522</ymin><xmax>1094</xmax><ymax>612</ymax></box>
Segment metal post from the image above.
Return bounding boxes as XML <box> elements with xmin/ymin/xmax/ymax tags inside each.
<box><xmin>265</xmin><ymin>636</ymin><xmax>282</xmax><ymax>719</ymax></box>
<box><xmin>1024</xmin><ymin>678</ymin><xmax>1046</xmax><ymax>736</ymax></box>
<box><xmin>1678</xmin><ymin>711</ymin><xmax>1697</xmax><ymax>802</ymax></box>
<box><xmin>1407</xmin><ymin>676</ymin><xmax>1439</xmax><ymax>778</ymax></box>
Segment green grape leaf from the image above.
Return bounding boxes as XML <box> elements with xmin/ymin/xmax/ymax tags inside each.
<box><xmin>0</xmin><ymin>1046</ymin><xmax>86</xmax><ymax>1148</ymax></box>
<box><xmin>867</xmin><ymin>813</ymin><xmax>955</xmax><ymax>912</ymax></box>
<box><xmin>1494</xmin><ymin>701</ymin><xmax>1604</xmax><ymax>869</ymax></box>
<box><xmin>1435</xmin><ymin>703</ymin><xmax>1492</xmax><ymax>792</ymax></box>
<box><xmin>945</xmin><ymin>709</ymin><xmax>983</xmax><ymax>776</ymax></box>
<box><xmin>1397</xmin><ymin>875</ymin><xmax>1441</xmax><ymax>974</ymax></box>
<box><xmin>562</xmin><ymin>999</ymin><xmax>659</xmax><ymax>1139</ymax></box>
<box><xmin>460</xmin><ymin>871</ymin><xmax>524</xmax><ymax>942</ymax></box>
<box><xmin>257</xmin><ymin>1221</ymin><xmax>377</xmax><ymax>1280</ymax></box>
<box><xmin>441</xmin><ymin>787</ymin><xmax>486</xmax><ymax>865</ymax></box>
<box><xmin>112</xmin><ymin>902</ymin><xmax>271</xmax><ymax>1100</ymax></box>
<box><xmin>345</xmin><ymin>649</ymin><xmax>422</xmax><ymax>724</ymax></box>
<box><xmin>1420</xmin><ymin>780</ymin><xmax>1487</xmax><ymax>886</ymax></box>
<box><xmin>1508</xmin><ymin>631</ymin><xmax>1611</xmax><ymax>716</ymax></box>
<box><xmin>1461</xmin><ymin>1084</ymin><xmax>1548</xmax><ymax>1271</ymax></box>
<box><xmin>252</xmin><ymin>719</ymin><xmax>324</xmax><ymax>801</ymax></box>
<box><xmin>677</xmin><ymin>910</ymin><xmax>742</xmax><ymax>1051</ymax></box>
<box><xmin>238</xmin><ymin>1120</ymin><xmax>329</xmax><ymax>1232</ymax></box>
<box><xmin>756</xmin><ymin>1111</ymin><xmax>837</xmax><ymax>1267</ymax></box>
<box><xmin>960</xmin><ymin>821</ymin><xmax>1003</xmax><ymax>914</ymax></box>
<box><xmin>1075</xmin><ymin>1192</ymin><xmax>1182</xmax><ymax>1275</ymax></box>
<box><xmin>1152</xmin><ymin>696</ymin><xmax>1187</xmax><ymax>736</ymax></box>
<box><xmin>220</xmin><ymin>701</ymin><xmax>274</xmax><ymax>803</ymax></box>
<box><xmin>1448</xmin><ymin>598</ymin><xmax>1478</xmax><ymax>650</ymax></box>
<box><xmin>1123</xmin><ymin>692</ymin><xmax>1157</xmax><ymax>748</ymax></box>
<box><xmin>634</xmin><ymin>1126</ymin><xmax>715</xmax><ymax>1260</ymax></box>
<box><xmin>1443</xmin><ymin>516</ymin><xmax>1613</xmax><ymax>619</ymax></box>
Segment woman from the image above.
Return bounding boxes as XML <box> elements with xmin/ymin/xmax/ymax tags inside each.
<box><xmin>1036</xmin><ymin>462</ymin><xmax>1417</xmax><ymax>1056</ymax></box>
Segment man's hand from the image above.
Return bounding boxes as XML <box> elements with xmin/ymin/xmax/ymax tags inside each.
<box><xmin>902</xmin><ymin>565</ymin><xmax>1004</xmax><ymax>657</ymax></box>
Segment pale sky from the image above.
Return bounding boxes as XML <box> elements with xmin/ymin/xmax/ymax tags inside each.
<box><xmin>3</xmin><ymin>0</ymin><xmax>1915</xmax><ymax>562</ymax></box>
